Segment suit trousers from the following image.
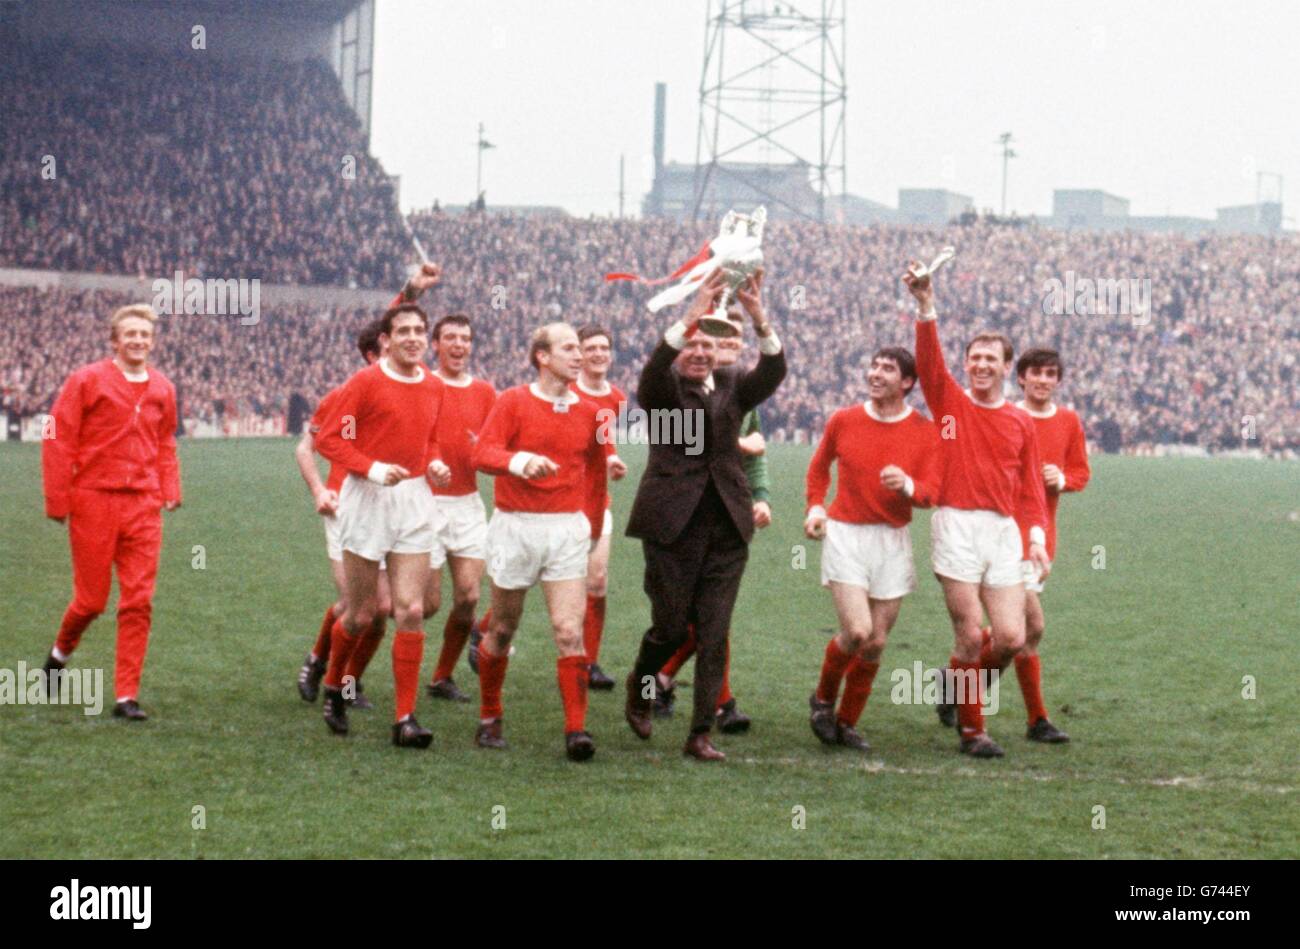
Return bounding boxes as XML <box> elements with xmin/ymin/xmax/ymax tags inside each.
<box><xmin>633</xmin><ymin>479</ymin><xmax>749</xmax><ymax>732</ymax></box>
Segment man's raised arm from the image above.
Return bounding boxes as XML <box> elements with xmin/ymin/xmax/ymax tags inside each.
<box><xmin>902</xmin><ymin>260</ymin><xmax>959</xmax><ymax>419</ymax></box>
<box><xmin>638</xmin><ymin>269</ymin><xmax>728</xmax><ymax>411</ymax></box>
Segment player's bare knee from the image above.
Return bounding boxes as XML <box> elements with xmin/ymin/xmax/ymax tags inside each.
<box><xmin>554</xmin><ymin>623</ymin><xmax>583</xmax><ymax>656</ymax></box>
<box><xmin>862</xmin><ymin>633</ymin><xmax>886</xmax><ymax>661</ymax></box>
<box><xmin>422</xmin><ymin>591</ymin><xmax>441</xmax><ymax>619</ymax></box>
<box><xmin>452</xmin><ymin>589</ymin><xmax>478</xmax><ymax>619</ymax></box>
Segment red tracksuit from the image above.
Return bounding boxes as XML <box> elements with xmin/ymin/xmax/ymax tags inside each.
<box><xmin>42</xmin><ymin>358</ymin><xmax>182</xmax><ymax>701</ymax></box>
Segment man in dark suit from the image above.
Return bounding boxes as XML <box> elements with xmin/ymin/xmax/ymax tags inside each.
<box><xmin>624</xmin><ymin>269</ymin><xmax>786</xmax><ymax>761</ymax></box>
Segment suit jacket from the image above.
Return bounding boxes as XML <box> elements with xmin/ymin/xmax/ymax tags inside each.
<box><xmin>626</xmin><ymin>337</ymin><xmax>786</xmax><ymax>546</ymax></box>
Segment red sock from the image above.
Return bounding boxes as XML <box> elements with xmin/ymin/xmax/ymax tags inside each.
<box><xmin>312</xmin><ymin>605</ymin><xmax>336</xmax><ymax>661</ymax></box>
<box><xmin>556</xmin><ymin>655</ymin><xmax>590</xmax><ymax>733</ymax></box>
<box><xmin>478</xmin><ymin>649</ymin><xmax>509</xmax><ymax>721</ymax></box>
<box><xmin>476</xmin><ymin>608</ymin><xmax>492</xmax><ymax>634</ymax></box>
<box><xmin>345</xmin><ymin>614</ymin><xmax>386</xmax><ymax>682</ymax></box>
<box><xmin>837</xmin><ymin>657</ymin><xmax>880</xmax><ymax>727</ymax></box>
<box><xmin>324</xmin><ymin>619</ymin><xmax>358</xmax><ymax>689</ymax></box>
<box><xmin>716</xmin><ymin>640</ymin><xmax>734</xmax><ymax>707</ymax></box>
<box><xmin>816</xmin><ymin>638</ymin><xmax>854</xmax><ymax>705</ymax></box>
<box><xmin>1014</xmin><ymin>652</ymin><xmax>1048</xmax><ymax>724</ymax></box>
<box><xmin>951</xmin><ymin>656</ymin><xmax>985</xmax><ymax>738</ymax></box>
<box><xmin>433</xmin><ymin>613</ymin><xmax>472</xmax><ymax>682</ymax></box>
<box><xmin>391</xmin><ymin>630</ymin><xmax>425</xmax><ymax>722</ymax></box>
<box><xmin>660</xmin><ymin>627</ymin><xmax>697</xmax><ymax>678</ymax></box>
<box><xmin>582</xmin><ymin>595</ymin><xmax>606</xmax><ymax>665</ymax></box>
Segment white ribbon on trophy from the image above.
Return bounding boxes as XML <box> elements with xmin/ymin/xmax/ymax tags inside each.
<box><xmin>605</xmin><ymin>207</ymin><xmax>767</xmax><ymax>338</ymax></box>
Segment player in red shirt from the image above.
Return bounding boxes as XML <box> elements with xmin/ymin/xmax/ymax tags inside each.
<box><xmin>40</xmin><ymin>304</ymin><xmax>181</xmax><ymax>721</ymax></box>
<box><xmin>293</xmin><ymin>320</ymin><xmax>390</xmax><ymax>706</ymax></box>
<box><xmin>1010</xmin><ymin>347</ymin><xmax>1091</xmax><ymax>742</ymax></box>
<box><xmin>471</xmin><ymin>322</ymin><xmax>626</xmax><ymax>761</ymax></box>
<box><xmin>422</xmin><ymin>312</ymin><xmax>497</xmax><ymax>703</ymax></box>
<box><xmin>569</xmin><ymin>323</ymin><xmax>627</xmax><ymax>692</ymax></box>
<box><xmin>803</xmin><ymin>347</ymin><xmax>941</xmax><ymax>751</ymax></box>
<box><xmin>313</xmin><ymin>302</ymin><xmax>452</xmax><ymax>748</ymax></box>
<box><xmin>903</xmin><ymin>259</ymin><xmax>1051</xmax><ymax>758</ymax></box>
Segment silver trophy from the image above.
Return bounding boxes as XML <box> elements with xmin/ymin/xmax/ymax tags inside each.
<box><xmin>647</xmin><ymin>206</ymin><xmax>767</xmax><ymax>338</ymax></box>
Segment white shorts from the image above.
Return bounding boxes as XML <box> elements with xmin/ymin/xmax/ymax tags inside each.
<box><xmin>430</xmin><ymin>492</ymin><xmax>488</xmax><ymax>568</ymax></box>
<box><xmin>324</xmin><ymin>516</ymin><xmax>386</xmax><ymax>570</ymax></box>
<box><xmin>1021</xmin><ymin>559</ymin><xmax>1048</xmax><ymax>594</ymax></box>
<box><xmin>486</xmin><ymin>510</ymin><xmax>590</xmax><ymax>590</ymax></box>
<box><xmin>601</xmin><ymin>507</ymin><xmax>613</xmax><ymax>538</ymax></box>
<box><xmin>337</xmin><ymin>474</ymin><xmax>441</xmax><ymax>562</ymax></box>
<box><xmin>820</xmin><ymin>519</ymin><xmax>916</xmax><ymax>600</ymax></box>
<box><xmin>929</xmin><ymin>506</ymin><xmax>1023</xmax><ymax>588</ymax></box>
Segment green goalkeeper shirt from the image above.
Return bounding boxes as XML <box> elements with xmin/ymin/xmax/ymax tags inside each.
<box><xmin>741</xmin><ymin>408</ymin><xmax>770</xmax><ymax>504</ymax></box>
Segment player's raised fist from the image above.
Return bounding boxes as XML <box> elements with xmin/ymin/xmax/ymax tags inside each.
<box><xmin>902</xmin><ymin>260</ymin><xmax>934</xmax><ymax>310</ymax></box>
<box><xmin>404</xmin><ymin>262</ymin><xmax>442</xmax><ymax>299</ymax></box>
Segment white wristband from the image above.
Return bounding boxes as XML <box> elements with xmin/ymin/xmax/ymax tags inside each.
<box><xmin>1029</xmin><ymin>526</ymin><xmax>1046</xmax><ymax>548</ymax></box>
<box><xmin>366</xmin><ymin>461</ymin><xmax>391</xmax><ymax>485</ymax></box>
<box><xmin>917</xmin><ymin>307</ymin><xmax>938</xmax><ymax>322</ymax></box>
<box><xmin>902</xmin><ymin>475</ymin><xmax>915</xmax><ymax>498</ymax></box>
<box><xmin>1056</xmin><ymin>471</ymin><xmax>1067</xmax><ymax>491</ymax></box>
<box><xmin>507</xmin><ymin>451</ymin><xmax>536</xmax><ymax>477</ymax></box>
<box><xmin>806</xmin><ymin>504</ymin><xmax>827</xmax><ymax>522</ymax></box>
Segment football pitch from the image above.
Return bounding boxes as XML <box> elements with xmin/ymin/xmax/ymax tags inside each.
<box><xmin>1</xmin><ymin>439</ymin><xmax>1295</xmax><ymax>859</ymax></box>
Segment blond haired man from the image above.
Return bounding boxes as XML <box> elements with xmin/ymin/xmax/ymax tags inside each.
<box><xmin>41</xmin><ymin>304</ymin><xmax>182</xmax><ymax>720</ymax></box>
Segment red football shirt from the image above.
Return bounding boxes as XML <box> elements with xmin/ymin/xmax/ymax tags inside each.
<box><xmin>309</xmin><ymin>386</ymin><xmax>347</xmax><ymax>493</ymax></box>
<box><xmin>473</xmin><ymin>383</ymin><xmax>609</xmax><ymax>538</ymax></box>
<box><xmin>915</xmin><ymin>319</ymin><xmax>1048</xmax><ymax>540</ymax></box>
<box><xmin>806</xmin><ymin>403</ymin><xmax>941</xmax><ymax>527</ymax></box>
<box><xmin>314</xmin><ymin>359</ymin><xmax>443</xmax><ymax>481</ymax></box>
<box><xmin>431</xmin><ymin>374</ymin><xmax>497</xmax><ymax>496</ymax></box>
<box><xmin>571</xmin><ymin>377</ymin><xmax>627</xmax><ymax>513</ymax></box>
<box><xmin>1016</xmin><ymin>401</ymin><xmax>1091</xmax><ymax>559</ymax></box>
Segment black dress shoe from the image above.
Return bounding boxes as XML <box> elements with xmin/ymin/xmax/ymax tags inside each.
<box><xmin>475</xmin><ymin>719</ymin><xmax>507</xmax><ymax>749</ymax></box>
<box><xmin>683</xmin><ymin>731</ymin><xmax>725</xmax><ymax>761</ymax></box>
<box><xmin>427</xmin><ymin>677</ymin><xmax>471</xmax><ymax>702</ymax></box>
<box><xmin>836</xmin><ymin>723</ymin><xmax>871</xmax><ymax>752</ymax></box>
<box><xmin>297</xmin><ymin>653</ymin><xmax>326</xmax><ymax>703</ymax></box>
<box><xmin>1026</xmin><ymin>717</ymin><xmax>1070</xmax><ymax>743</ymax></box>
<box><xmin>652</xmin><ymin>678</ymin><xmax>676</xmax><ymax>719</ymax></box>
<box><xmin>42</xmin><ymin>652</ymin><xmax>66</xmax><ymax>697</ymax></box>
<box><xmin>959</xmin><ymin>733</ymin><xmax>1005</xmax><ymax>758</ymax></box>
<box><xmin>587</xmin><ymin>663</ymin><xmax>615</xmax><ymax>691</ymax></box>
<box><xmin>624</xmin><ymin>672</ymin><xmax>653</xmax><ymax>740</ymax></box>
<box><xmin>392</xmin><ymin>715</ymin><xmax>433</xmax><ymax>749</ymax></box>
<box><xmin>322</xmin><ymin>686</ymin><xmax>349</xmax><ymax>735</ymax></box>
<box><xmin>112</xmin><ymin>699</ymin><xmax>148</xmax><ymax>721</ymax></box>
<box><xmin>809</xmin><ymin>693</ymin><xmax>838</xmax><ymax>745</ymax></box>
<box><xmin>565</xmin><ymin>730</ymin><xmax>596</xmax><ymax>761</ymax></box>
<box><xmin>716</xmin><ymin>698</ymin><xmax>751</xmax><ymax>734</ymax></box>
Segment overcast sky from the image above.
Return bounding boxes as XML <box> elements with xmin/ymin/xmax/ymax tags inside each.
<box><xmin>370</xmin><ymin>0</ymin><xmax>1298</xmax><ymax>221</ymax></box>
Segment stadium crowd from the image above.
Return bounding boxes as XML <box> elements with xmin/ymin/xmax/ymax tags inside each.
<box><xmin>0</xmin><ymin>42</ymin><xmax>409</xmax><ymax>289</ymax></box>
<box><xmin>2</xmin><ymin>214</ymin><xmax>1296</xmax><ymax>455</ymax></box>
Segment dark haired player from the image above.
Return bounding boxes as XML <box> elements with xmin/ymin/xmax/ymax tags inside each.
<box><xmin>903</xmin><ymin>260</ymin><xmax>1050</xmax><ymax>758</ymax></box>
<box><xmin>421</xmin><ymin>312</ymin><xmax>496</xmax><ymax>704</ymax></box>
<box><xmin>1010</xmin><ymin>347</ymin><xmax>1090</xmax><ymax>742</ymax></box>
<box><xmin>293</xmin><ymin>319</ymin><xmax>390</xmax><ymax>706</ymax></box>
<box><xmin>803</xmin><ymin>347</ymin><xmax>941</xmax><ymax>751</ymax></box>
<box><xmin>569</xmin><ymin>323</ymin><xmax>626</xmax><ymax>691</ymax></box>
<box><xmin>314</xmin><ymin>300</ymin><xmax>451</xmax><ymax>748</ymax></box>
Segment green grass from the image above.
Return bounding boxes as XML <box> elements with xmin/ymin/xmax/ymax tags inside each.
<box><xmin>1</xmin><ymin>440</ymin><xmax>1296</xmax><ymax>858</ymax></box>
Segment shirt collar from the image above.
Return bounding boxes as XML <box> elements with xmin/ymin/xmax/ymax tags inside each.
<box><xmin>863</xmin><ymin>401</ymin><xmax>912</xmax><ymax>423</ymax></box>
<box><xmin>380</xmin><ymin>358</ymin><xmax>426</xmax><ymax>384</ymax></box>
<box><xmin>436</xmin><ymin>370</ymin><xmax>473</xmax><ymax>388</ymax></box>
<box><xmin>1015</xmin><ymin>399</ymin><xmax>1058</xmax><ymax>419</ymax></box>
<box><xmin>575</xmin><ymin>376</ymin><xmax>611</xmax><ymax>397</ymax></box>
<box><xmin>529</xmin><ymin>382</ymin><xmax>580</xmax><ymax>405</ymax></box>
